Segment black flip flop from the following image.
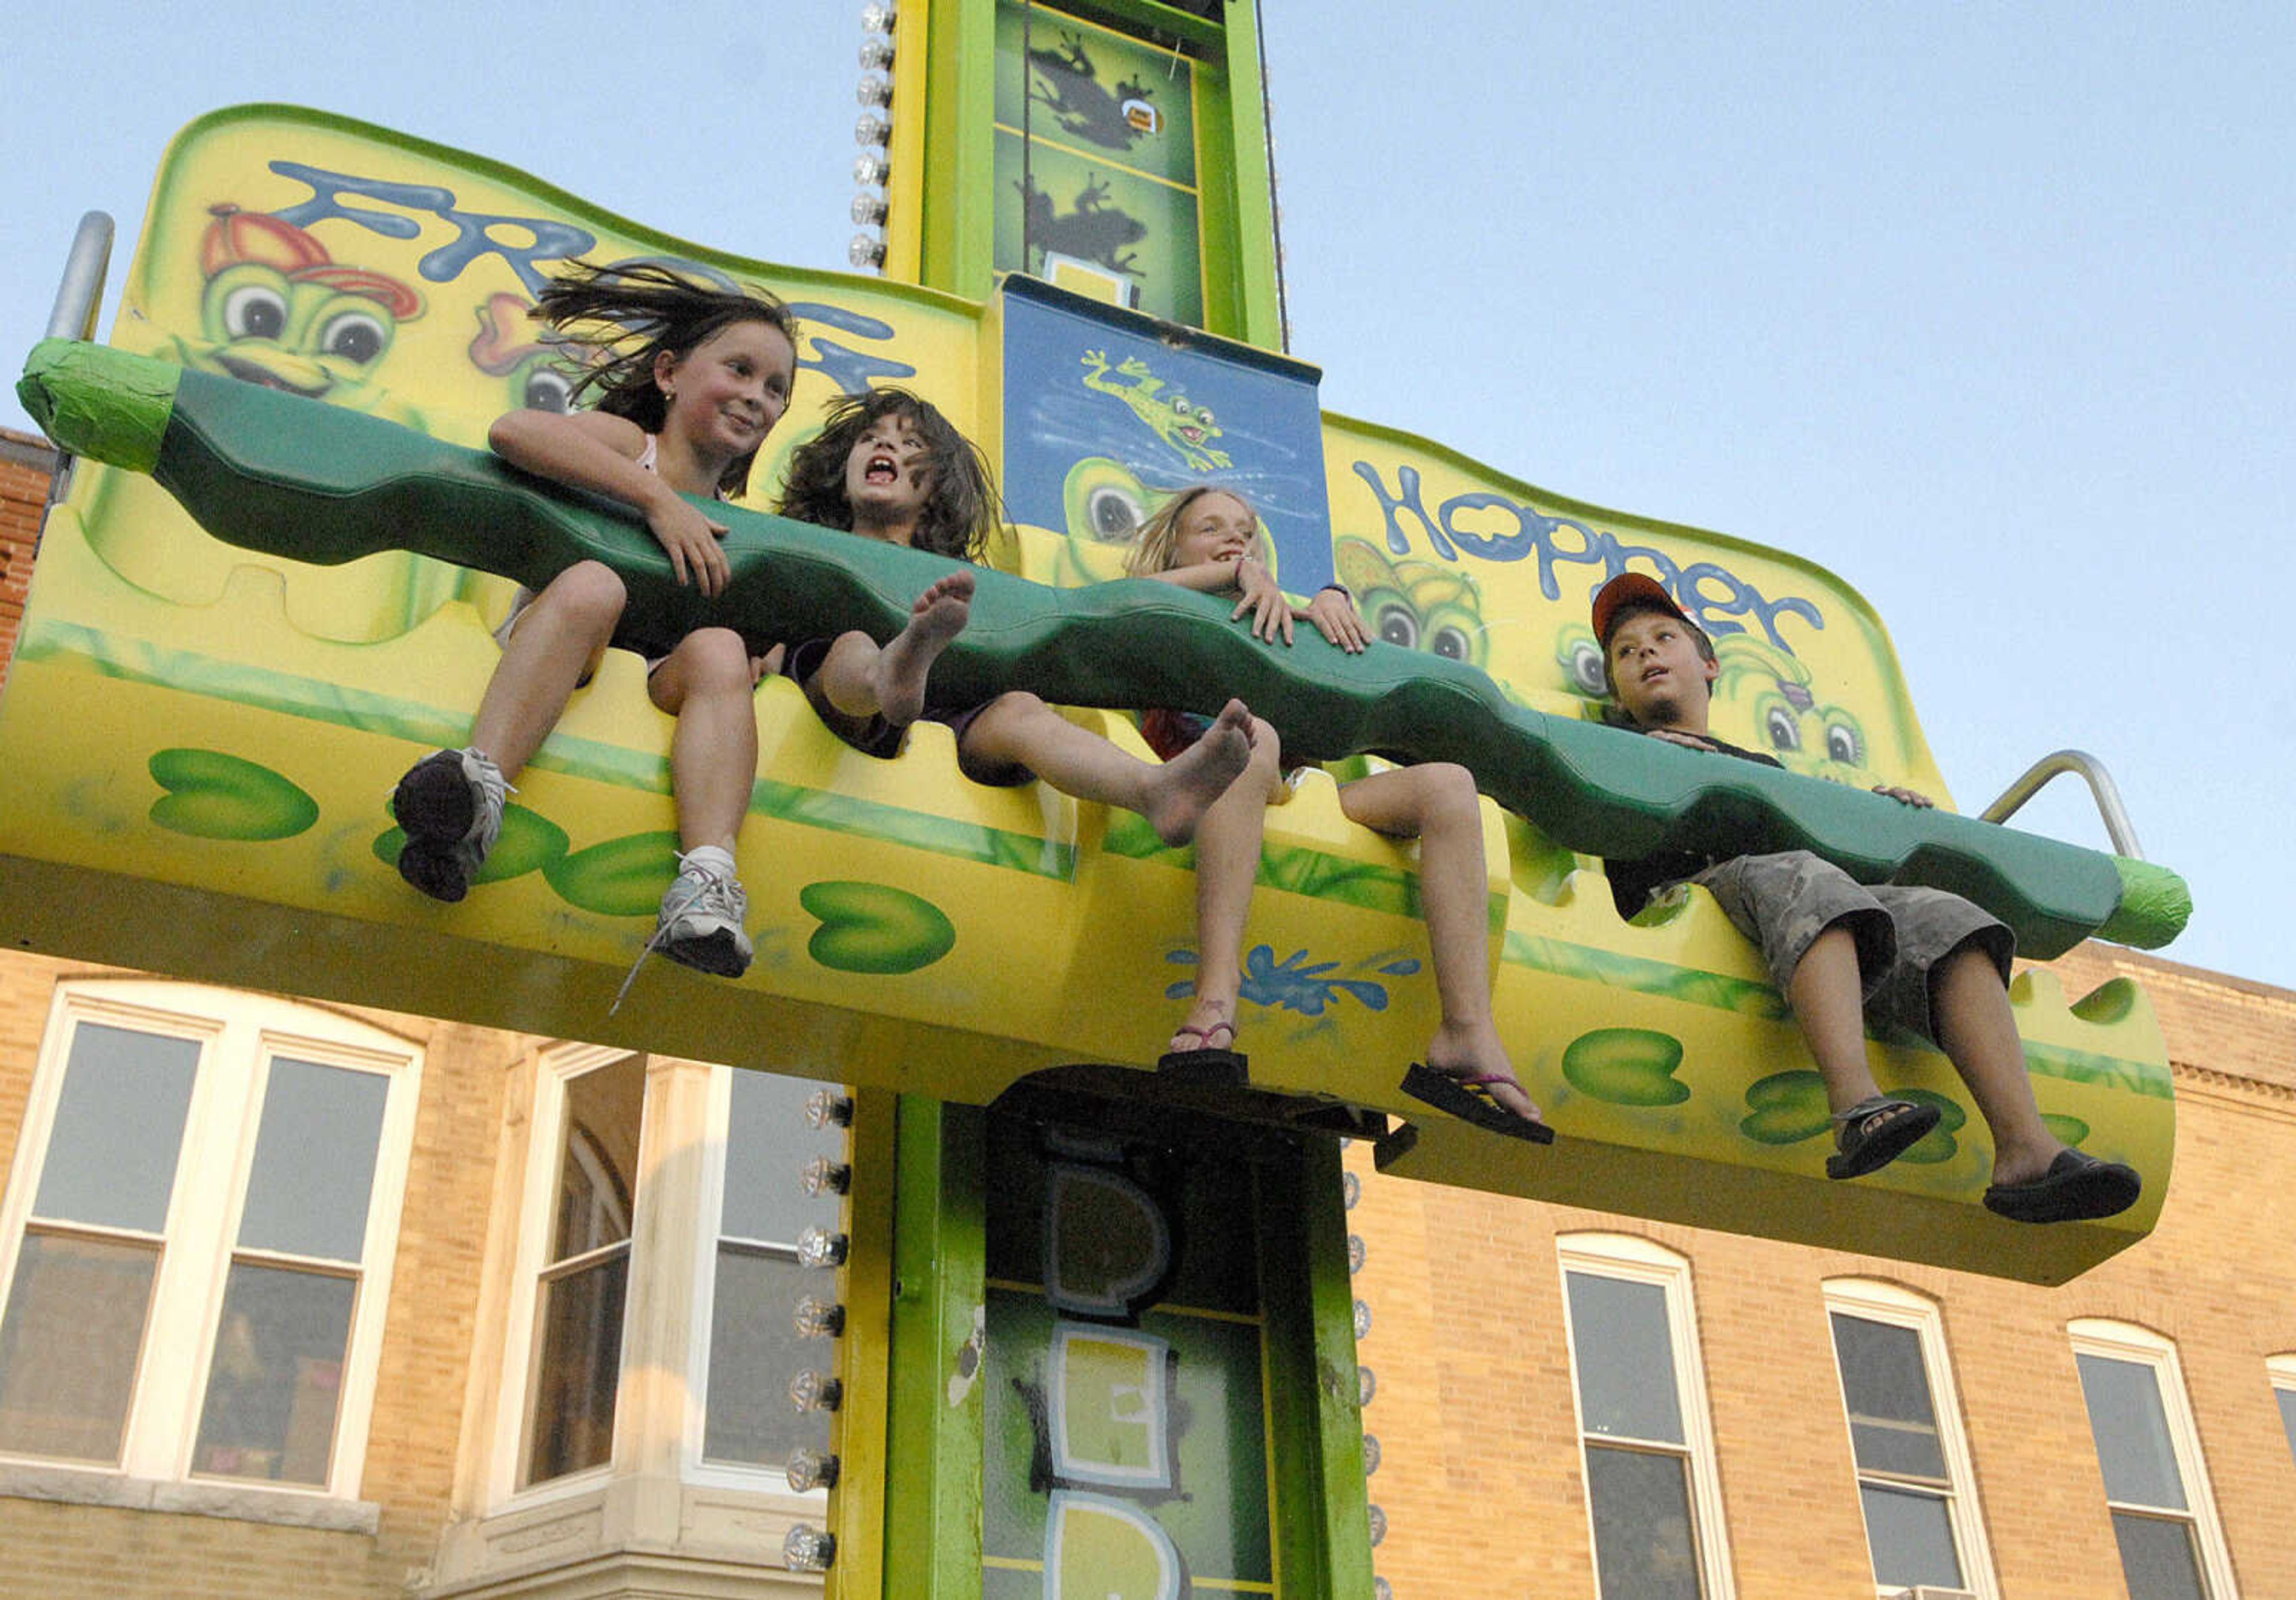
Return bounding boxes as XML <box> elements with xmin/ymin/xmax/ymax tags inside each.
<box><xmin>1983</xmin><ymin>1148</ymin><xmax>2142</xmax><ymax>1223</ymax></box>
<box><xmin>1399</xmin><ymin>1064</ymin><xmax>1555</xmax><ymax>1145</ymax></box>
<box><xmin>1825</xmin><ymin>1095</ymin><xmax>1941</xmax><ymax>1180</ymax></box>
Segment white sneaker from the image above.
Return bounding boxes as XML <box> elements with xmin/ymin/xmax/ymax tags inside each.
<box><xmin>609</xmin><ymin>852</ymin><xmax>753</xmax><ymax>1014</ymax></box>
<box><xmin>654</xmin><ymin>857</ymin><xmax>754</xmax><ymax>977</ymax></box>
<box><xmin>393</xmin><ymin>747</ymin><xmax>506</xmax><ymax>903</ymax></box>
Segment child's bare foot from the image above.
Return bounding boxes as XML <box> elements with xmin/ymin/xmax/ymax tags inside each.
<box><xmin>1142</xmin><ymin>699</ymin><xmax>1254</xmax><ymax>845</ymax></box>
<box><xmin>1167</xmin><ymin>996</ymin><xmax>1238</xmax><ymax>1057</ymax></box>
<box><xmin>1425</xmin><ymin>1019</ymin><xmax>1546</xmax><ymax>1130</ymax></box>
<box><xmin>872</xmin><ymin>571</ymin><xmax>974</xmax><ymax>727</ymax></box>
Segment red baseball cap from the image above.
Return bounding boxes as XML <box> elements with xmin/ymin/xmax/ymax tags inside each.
<box><xmin>1591</xmin><ymin>572</ymin><xmax>1692</xmax><ymax>646</ymax></box>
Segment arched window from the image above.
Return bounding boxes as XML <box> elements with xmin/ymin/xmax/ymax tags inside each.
<box><xmin>1556</xmin><ymin>1233</ymin><xmax>1735</xmax><ymax>1600</ymax></box>
<box><xmin>2068</xmin><ymin>1318</ymin><xmax>2235</xmax><ymax>1600</ymax></box>
<box><xmin>1822</xmin><ymin>1278</ymin><xmax>1995</xmax><ymax>1599</ymax></box>
<box><xmin>2268</xmin><ymin>1354</ymin><xmax>2296</xmax><ymax>1471</ymax></box>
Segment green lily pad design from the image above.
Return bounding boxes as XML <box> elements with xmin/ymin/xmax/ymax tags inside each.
<box><xmin>148</xmin><ymin>748</ymin><xmax>317</xmax><ymax>841</ymax></box>
<box><xmin>374</xmin><ymin>804</ymin><xmax>570</xmax><ymax>887</ymax></box>
<box><xmin>1740</xmin><ymin>1070</ymin><xmax>1830</xmax><ymax>1145</ymax></box>
<box><xmin>800</xmin><ymin>881</ymin><xmax>955</xmax><ymax>974</ymax></box>
<box><xmin>1891</xmin><ymin>1089</ymin><xmax>1966</xmax><ymax>1165</ymax></box>
<box><xmin>2069</xmin><ymin>982</ymin><xmax>2138</xmax><ymax>1025</ymax></box>
<box><xmin>2041</xmin><ymin>1113</ymin><xmax>2092</xmax><ymax>1147</ymax></box>
<box><xmin>545</xmin><ymin>831</ymin><xmax>684</xmax><ymax>917</ymax></box>
<box><xmin>1740</xmin><ymin>1072</ymin><xmax>1971</xmax><ymax>1163</ymax></box>
<box><xmin>1562</xmin><ymin>1028</ymin><xmax>1689</xmax><ymax>1107</ymax></box>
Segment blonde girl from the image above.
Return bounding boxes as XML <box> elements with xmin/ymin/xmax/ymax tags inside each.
<box><xmin>1127</xmin><ymin>487</ymin><xmax>1549</xmax><ymax>1140</ymax></box>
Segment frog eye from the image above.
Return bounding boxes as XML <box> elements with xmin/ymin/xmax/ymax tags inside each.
<box><xmin>221</xmin><ymin>283</ymin><xmax>289</xmax><ymax>341</ymax></box>
<box><xmin>1565</xmin><ymin>639</ymin><xmax>1607</xmax><ymax>696</ymax></box>
<box><xmin>1086</xmin><ymin>483</ymin><xmax>1146</xmax><ymax>541</ymax></box>
<box><xmin>1376</xmin><ymin>604</ymin><xmax>1419</xmax><ymax>651</ymax></box>
<box><xmin>523</xmin><ymin>366</ymin><xmax>575</xmax><ymax>413</ymax></box>
<box><xmin>1764</xmin><ymin>706</ymin><xmax>1803</xmax><ymax>751</ymax></box>
<box><xmin>1431</xmin><ymin>625</ymin><xmax>1471</xmax><ymax>662</ymax></box>
<box><xmin>1826</xmin><ymin>722</ymin><xmax>1864</xmax><ymax>765</ymax></box>
<box><xmin>317</xmin><ymin>308</ymin><xmax>389</xmax><ymax>365</ymax></box>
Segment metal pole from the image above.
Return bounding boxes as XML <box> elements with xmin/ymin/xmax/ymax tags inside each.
<box><xmin>44</xmin><ymin>212</ymin><xmax>114</xmax><ymax>342</ymax></box>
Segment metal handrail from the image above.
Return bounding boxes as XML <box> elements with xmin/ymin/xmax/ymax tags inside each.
<box><xmin>34</xmin><ymin>212</ymin><xmax>115</xmax><ymax>517</ymax></box>
<box><xmin>44</xmin><ymin>212</ymin><xmax>114</xmax><ymax>342</ymax></box>
<box><xmin>1978</xmin><ymin>749</ymin><xmax>2144</xmax><ymax>860</ymax></box>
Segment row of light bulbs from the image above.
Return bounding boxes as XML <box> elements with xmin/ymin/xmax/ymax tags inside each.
<box><xmin>849</xmin><ymin>2</ymin><xmax>898</xmax><ymax>271</ymax></box>
<box><xmin>780</xmin><ymin>1088</ymin><xmax>857</xmax><ymax>1573</ymax></box>
<box><xmin>1347</xmin><ymin>1167</ymin><xmax>1396</xmax><ymax>1600</ymax></box>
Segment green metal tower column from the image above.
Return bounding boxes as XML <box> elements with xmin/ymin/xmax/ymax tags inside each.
<box><xmin>883</xmin><ymin>0</ymin><xmax>1284</xmax><ymax>347</ymax></box>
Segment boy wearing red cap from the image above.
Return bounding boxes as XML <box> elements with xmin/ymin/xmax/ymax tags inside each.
<box><xmin>1592</xmin><ymin>572</ymin><xmax>2139</xmax><ymax>1223</ymax></box>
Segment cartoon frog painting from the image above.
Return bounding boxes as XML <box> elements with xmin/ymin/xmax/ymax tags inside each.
<box><xmin>1079</xmin><ymin>349</ymin><xmax>1231</xmax><ymax>473</ymax></box>
<box><xmin>1335</xmin><ymin>537</ymin><xmax>1489</xmax><ymax>670</ymax></box>
<box><xmin>468</xmin><ymin>291</ymin><xmax>579</xmax><ymax>414</ymax></box>
<box><xmin>1709</xmin><ymin>632</ymin><xmax>1877</xmax><ymax>783</ymax></box>
<box><xmin>160</xmin><ymin>204</ymin><xmax>428</xmax><ymax>428</ymax></box>
<box><xmin>99</xmin><ymin>203</ymin><xmax>454</xmax><ymax>639</ymax></box>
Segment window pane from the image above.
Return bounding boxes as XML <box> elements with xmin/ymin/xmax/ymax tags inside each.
<box><xmin>1860</xmin><ymin>1482</ymin><xmax>1964</xmax><ymax>1590</ymax></box>
<box><xmin>2077</xmin><ymin>1352</ymin><xmax>2189</xmax><ymax>1510</ymax></box>
<box><xmin>237</xmin><ymin>1059</ymin><xmax>389</xmax><ymax>1262</ymax></box>
<box><xmin>721</xmin><ymin>1070</ymin><xmax>845</xmax><ymax>1244</ymax></box>
<box><xmin>1585</xmin><ymin>1443</ymin><xmax>1702</xmax><ymax>1600</ymax></box>
<box><xmin>0</xmin><ymin>1232</ymin><xmax>158</xmax><ymax>1462</ymax></box>
<box><xmin>2276</xmin><ymin>1386</ymin><xmax>2296</xmax><ymax>1467</ymax></box>
<box><xmin>552</xmin><ymin>1061</ymin><xmax>642</xmax><ymax>1263</ymax></box>
<box><xmin>703</xmin><ymin>1245</ymin><xmax>830</xmax><ymax>1466</ymax></box>
<box><xmin>33</xmin><ymin>1022</ymin><xmax>199</xmax><ymax>1232</ymax></box>
<box><xmin>2111</xmin><ymin>1510</ymin><xmax>2208</xmax><ymax>1600</ymax></box>
<box><xmin>1831</xmin><ymin>1313</ymin><xmax>1947</xmax><ymax>1480</ymax></box>
<box><xmin>1566</xmin><ymin>1272</ymin><xmax>1684</xmax><ymax>1444</ymax></box>
<box><xmin>191</xmin><ymin>1262</ymin><xmax>356</xmax><ymax>1485</ymax></box>
<box><xmin>526</xmin><ymin>1251</ymin><xmax>628</xmax><ymax>1485</ymax></box>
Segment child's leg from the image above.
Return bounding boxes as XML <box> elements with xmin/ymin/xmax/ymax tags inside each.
<box><xmin>397</xmin><ymin>562</ymin><xmax>625</xmax><ymax>901</ymax></box>
<box><xmin>648</xmin><ymin>627</ymin><xmax>764</xmax><ymax>855</ymax></box>
<box><xmin>1927</xmin><ymin>941</ymin><xmax>2068</xmax><ymax>1187</ymax></box>
<box><xmin>810</xmin><ymin>572</ymin><xmax>974</xmax><ymax>729</ymax></box>
<box><xmin>1784</xmin><ymin>923</ymin><xmax>1946</xmax><ymax>1174</ymax></box>
<box><xmin>642</xmin><ymin>627</ymin><xmax>765</xmax><ymax>978</ymax></box>
<box><xmin>1787</xmin><ymin>925</ymin><xmax>1890</xmax><ymax>1113</ymax></box>
<box><xmin>958</xmin><ymin>692</ymin><xmax>1254</xmax><ymax>847</ymax></box>
<box><xmin>472</xmin><ymin>562</ymin><xmax>627</xmax><ymax>778</ymax></box>
<box><xmin>1339</xmin><ymin>764</ymin><xmax>1541</xmax><ymax>1125</ymax></box>
<box><xmin>1173</xmin><ymin>717</ymin><xmax>1286</xmax><ymax>1052</ymax></box>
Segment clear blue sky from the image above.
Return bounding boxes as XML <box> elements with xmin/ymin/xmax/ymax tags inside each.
<box><xmin>7</xmin><ymin>2</ymin><xmax>2289</xmax><ymax>987</ymax></box>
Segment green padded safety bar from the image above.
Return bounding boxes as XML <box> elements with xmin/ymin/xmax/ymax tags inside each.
<box><xmin>17</xmin><ymin>338</ymin><xmax>2191</xmax><ymax>958</ymax></box>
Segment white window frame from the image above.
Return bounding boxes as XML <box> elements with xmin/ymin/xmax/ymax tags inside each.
<box><xmin>2268</xmin><ymin>1354</ymin><xmax>2296</xmax><ymax>1469</ymax></box>
<box><xmin>0</xmin><ymin>978</ymin><xmax>420</xmax><ymax>1502</ymax></box>
<box><xmin>485</xmin><ymin>1052</ymin><xmax>844</xmax><ymax>1516</ymax></box>
<box><xmin>1556</xmin><ymin>1232</ymin><xmax>1735</xmax><ymax>1600</ymax></box>
<box><xmin>2068</xmin><ymin>1318</ymin><xmax>2238</xmax><ymax>1600</ymax></box>
<box><xmin>679</xmin><ymin>1063</ymin><xmax>832</xmax><ymax>1500</ymax></box>
<box><xmin>486</xmin><ymin>1042</ymin><xmax>642</xmax><ymax>1510</ymax></box>
<box><xmin>1822</xmin><ymin>1278</ymin><xmax>1997</xmax><ymax>1600</ymax></box>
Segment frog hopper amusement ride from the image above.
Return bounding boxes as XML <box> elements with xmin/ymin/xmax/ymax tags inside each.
<box><xmin>0</xmin><ymin>9</ymin><xmax>2195</xmax><ymax>1593</ymax></box>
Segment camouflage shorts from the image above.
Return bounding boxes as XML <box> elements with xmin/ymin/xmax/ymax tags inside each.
<box><xmin>1691</xmin><ymin>850</ymin><xmax>2014</xmax><ymax>1044</ymax></box>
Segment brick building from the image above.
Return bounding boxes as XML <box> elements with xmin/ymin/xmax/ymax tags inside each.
<box><xmin>1</xmin><ymin>432</ymin><xmax>2290</xmax><ymax>1599</ymax></box>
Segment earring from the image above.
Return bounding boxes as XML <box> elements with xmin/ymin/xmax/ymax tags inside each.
<box><xmin>662</xmin><ymin>386</ymin><xmax>676</xmax><ymax>404</ymax></box>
